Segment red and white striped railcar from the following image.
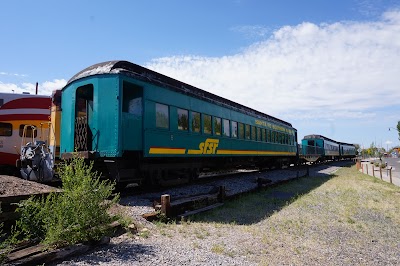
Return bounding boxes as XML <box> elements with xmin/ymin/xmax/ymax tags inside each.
<box><xmin>0</xmin><ymin>92</ymin><xmax>51</xmax><ymax>169</ymax></box>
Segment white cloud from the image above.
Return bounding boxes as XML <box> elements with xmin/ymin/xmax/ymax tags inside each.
<box><xmin>231</xmin><ymin>25</ymin><xmax>271</xmax><ymax>39</ymax></box>
<box><xmin>0</xmin><ymin>79</ymin><xmax>67</xmax><ymax>95</ymax></box>
<box><xmin>146</xmin><ymin>10</ymin><xmax>400</xmax><ymax>120</ymax></box>
<box><xmin>0</xmin><ymin>72</ymin><xmax>27</xmax><ymax>77</ymax></box>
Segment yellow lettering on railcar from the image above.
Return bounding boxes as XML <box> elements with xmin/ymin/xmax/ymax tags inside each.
<box><xmin>188</xmin><ymin>138</ymin><xmax>219</xmax><ymax>154</ymax></box>
<box><xmin>255</xmin><ymin>119</ymin><xmax>267</xmax><ymax>127</ymax></box>
<box><xmin>255</xmin><ymin>119</ymin><xmax>291</xmax><ymax>133</ymax></box>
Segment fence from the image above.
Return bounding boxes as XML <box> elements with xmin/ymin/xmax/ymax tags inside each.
<box><xmin>356</xmin><ymin>158</ymin><xmax>394</xmax><ymax>184</ymax></box>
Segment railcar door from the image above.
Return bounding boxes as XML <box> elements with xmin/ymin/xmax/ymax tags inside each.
<box><xmin>121</xmin><ymin>81</ymin><xmax>143</xmax><ymax>151</ymax></box>
<box><xmin>74</xmin><ymin>85</ymin><xmax>94</xmax><ymax>152</ymax></box>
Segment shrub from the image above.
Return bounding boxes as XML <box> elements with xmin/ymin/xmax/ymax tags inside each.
<box><xmin>10</xmin><ymin>156</ymin><xmax>119</xmax><ymax>248</ymax></box>
<box><xmin>0</xmin><ymin>208</ymin><xmax>11</xmax><ymax>264</ymax></box>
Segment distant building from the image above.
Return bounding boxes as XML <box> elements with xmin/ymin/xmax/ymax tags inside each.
<box><xmin>392</xmin><ymin>146</ymin><xmax>400</xmax><ymax>157</ymax></box>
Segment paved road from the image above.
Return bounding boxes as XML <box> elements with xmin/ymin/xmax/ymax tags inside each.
<box><xmin>384</xmin><ymin>157</ymin><xmax>400</xmax><ymax>177</ymax></box>
<box><xmin>360</xmin><ymin>157</ymin><xmax>400</xmax><ymax>186</ymax></box>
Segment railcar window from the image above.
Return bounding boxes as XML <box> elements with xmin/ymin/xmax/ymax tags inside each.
<box><xmin>257</xmin><ymin>127</ymin><xmax>261</xmax><ymax>141</ymax></box>
<box><xmin>0</xmin><ymin>122</ymin><xmax>12</xmax><ymax>136</ymax></box>
<box><xmin>19</xmin><ymin>124</ymin><xmax>38</xmax><ymax>138</ymax></box>
<box><xmin>203</xmin><ymin>114</ymin><xmax>212</xmax><ymax>134</ymax></box>
<box><xmin>272</xmin><ymin>131</ymin><xmax>276</xmax><ymax>143</ymax></box>
<box><xmin>251</xmin><ymin>126</ymin><xmax>256</xmax><ymax>140</ymax></box>
<box><xmin>222</xmin><ymin>119</ymin><xmax>230</xmax><ymax>137</ymax></box>
<box><xmin>122</xmin><ymin>82</ymin><xmax>142</xmax><ymax>115</ymax></box>
<box><xmin>156</xmin><ymin>103</ymin><xmax>169</xmax><ymax>129</ymax></box>
<box><xmin>266</xmin><ymin>130</ymin><xmax>270</xmax><ymax>142</ymax></box>
<box><xmin>238</xmin><ymin>123</ymin><xmax>244</xmax><ymax>139</ymax></box>
<box><xmin>177</xmin><ymin>108</ymin><xmax>188</xmax><ymax>131</ymax></box>
<box><xmin>191</xmin><ymin>112</ymin><xmax>201</xmax><ymax>133</ymax></box>
<box><xmin>262</xmin><ymin>129</ymin><xmax>266</xmax><ymax>142</ymax></box>
<box><xmin>231</xmin><ymin>121</ymin><xmax>238</xmax><ymax>138</ymax></box>
<box><xmin>214</xmin><ymin>117</ymin><xmax>222</xmax><ymax>136</ymax></box>
<box><xmin>245</xmin><ymin>125</ymin><xmax>251</xmax><ymax>140</ymax></box>
<box><xmin>0</xmin><ymin>99</ymin><xmax>3</xmax><ymax>107</ymax></box>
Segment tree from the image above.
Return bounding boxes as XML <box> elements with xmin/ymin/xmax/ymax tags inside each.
<box><xmin>367</xmin><ymin>142</ymin><xmax>378</xmax><ymax>157</ymax></box>
<box><xmin>354</xmin><ymin>144</ymin><xmax>360</xmax><ymax>155</ymax></box>
<box><xmin>397</xmin><ymin>121</ymin><xmax>400</xmax><ymax>141</ymax></box>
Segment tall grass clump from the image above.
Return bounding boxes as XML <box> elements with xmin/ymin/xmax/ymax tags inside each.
<box><xmin>0</xmin><ymin>208</ymin><xmax>7</xmax><ymax>263</ymax></box>
<box><xmin>10</xmin><ymin>156</ymin><xmax>119</xmax><ymax>248</ymax></box>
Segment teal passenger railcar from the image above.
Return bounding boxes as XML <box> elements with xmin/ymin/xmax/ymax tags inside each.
<box><xmin>301</xmin><ymin>134</ymin><xmax>355</xmax><ymax>162</ymax></box>
<box><xmin>60</xmin><ymin>61</ymin><xmax>298</xmax><ymax>186</ymax></box>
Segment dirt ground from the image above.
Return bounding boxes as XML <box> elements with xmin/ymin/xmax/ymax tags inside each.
<box><xmin>0</xmin><ymin>175</ymin><xmax>60</xmax><ymax>196</ymax></box>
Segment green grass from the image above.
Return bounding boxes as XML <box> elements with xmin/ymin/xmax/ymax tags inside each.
<box><xmin>161</xmin><ymin>165</ymin><xmax>400</xmax><ymax>265</ymax></box>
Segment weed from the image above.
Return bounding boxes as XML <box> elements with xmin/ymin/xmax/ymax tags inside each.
<box><xmin>211</xmin><ymin>243</ymin><xmax>225</xmax><ymax>254</ymax></box>
<box><xmin>9</xmin><ymin>156</ymin><xmax>119</xmax><ymax>248</ymax></box>
<box><xmin>192</xmin><ymin>241</ymin><xmax>200</xmax><ymax>249</ymax></box>
<box><xmin>139</xmin><ymin>229</ymin><xmax>150</xmax><ymax>238</ymax></box>
<box><xmin>346</xmin><ymin>217</ymin><xmax>356</xmax><ymax>224</ymax></box>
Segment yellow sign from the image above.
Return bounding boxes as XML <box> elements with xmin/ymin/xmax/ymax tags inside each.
<box><xmin>188</xmin><ymin>138</ymin><xmax>219</xmax><ymax>154</ymax></box>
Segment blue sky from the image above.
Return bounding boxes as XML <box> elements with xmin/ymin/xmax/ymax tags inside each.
<box><xmin>1</xmin><ymin>0</ymin><xmax>400</xmax><ymax>150</ymax></box>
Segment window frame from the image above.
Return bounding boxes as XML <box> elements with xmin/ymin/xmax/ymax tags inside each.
<box><xmin>155</xmin><ymin>103</ymin><xmax>169</xmax><ymax>129</ymax></box>
<box><xmin>0</xmin><ymin>122</ymin><xmax>12</xmax><ymax>137</ymax></box>
<box><xmin>251</xmin><ymin>125</ymin><xmax>256</xmax><ymax>141</ymax></box>
<box><xmin>177</xmin><ymin>108</ymin><xmax>189</xmax><ymax>131</ymax></box>
<box><xmin>257</xmin><ymin>127</ymin><xmax>261</xmax><ymax>142</ymax></box>
<box><xmin>262</xmin><ymin>128</ymin><xmax>266</xmax><ymax>142</ymax></box>
<box><xmin>245</xmin><ymin>124</ymin><xmax>251</xmax><ymax>140</ymax></box>
<box><xmin>231</xmin><ymin>121</ymin><xmax>238</xmax><ymax>138</ymax></box>
<box><xmin>19</xmin><ymin>124</ymin><xmax>38</xmax><ymax>138</ymax></box>
<box><xmin>214</xmin><ymin>117</ymin><xmax>222</xmax><ymax>136</ymax></box>
<box><xmin>222</xmin><ymin>119</ymin><xmax>230</xmax><ymax>137</ymax></box>
<box><xmin>191</xmin><ymin>111</ymin><xmax>201</xmax><ymax>133</ymax></box>
<box><xmin>238</xmin><ymin>123</ymin><xmax>244</xmax><ymax>139</ymax></box>
<box><xmin>203</xmin><ymin>114</ymin><xmax>212</xmax><ymax>134</ymax></box>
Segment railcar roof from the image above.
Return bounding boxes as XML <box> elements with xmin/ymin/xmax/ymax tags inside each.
<box><xmin>303</xmin><ymin>134</ymin><xmax>355</xmax><ymax>147</ymax></box>
<box><xmin>303</xmin><ymin>134</ymin><xmax>339</xmax><ymax>144</ymax></box>
<box><xmin>65</xmin><ymin>60</ymin><xmax>293</xmax><ymax>128</ymax></box>
<box><xmin>338</xmin><ymin>142</ymin><xmax>356</xmax><ymax>147</ymax></box>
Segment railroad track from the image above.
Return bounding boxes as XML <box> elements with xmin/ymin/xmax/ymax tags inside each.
<box><xmin>119</xmin><ymin>163</ymin><xmax>325</xmax><ymax>221</ymax></box>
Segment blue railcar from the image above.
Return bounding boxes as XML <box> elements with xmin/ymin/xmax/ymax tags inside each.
<box><xmin>59</xmin><ymin>61</ymin><xmax>298</xmax><ymax>186</ymax></box>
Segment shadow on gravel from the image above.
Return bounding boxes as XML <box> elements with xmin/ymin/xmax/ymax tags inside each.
<box><xmin>192</xmin><ymin>169</ymin><xmax>340</xmax><ymax>225</ymax></box>
<box><xmin>50</xmin><ymin>242</ymin><xmax>156</xmax><ymax>265</ymax></box>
